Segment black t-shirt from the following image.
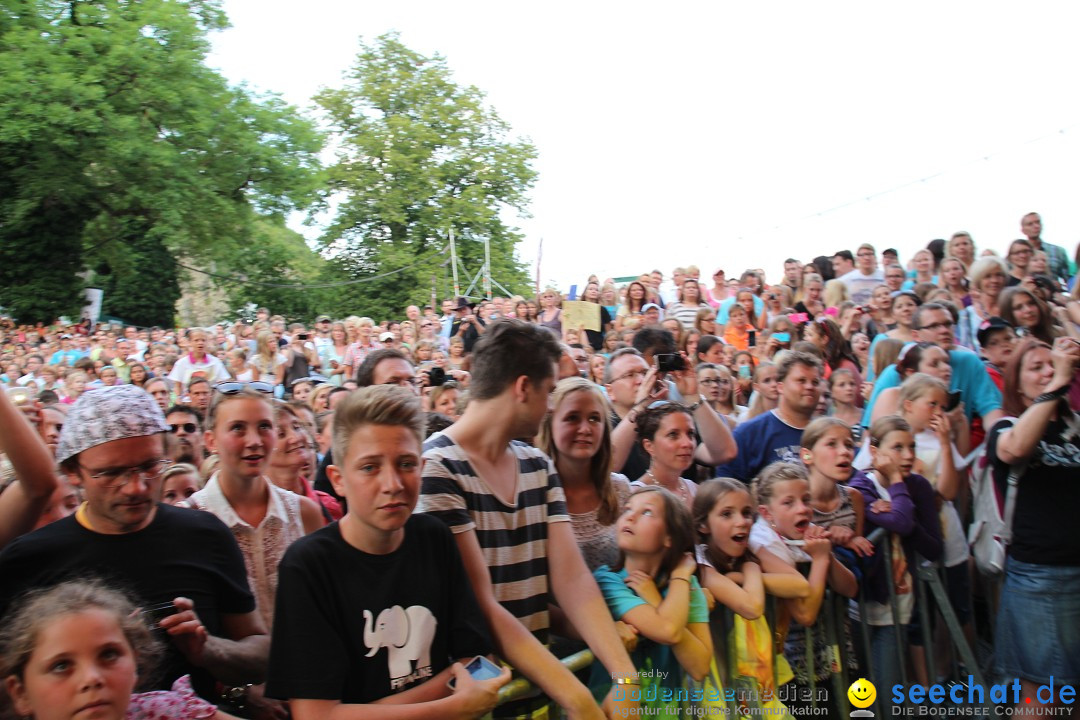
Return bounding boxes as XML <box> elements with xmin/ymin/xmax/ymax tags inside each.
<box><xmin>450</xmin><ymin>317</ymin><xmax>486</xmax><ymax>353</ymax></box>
<box><xmin>611</xmin><ymin>410</ymin><xmax>650</xmax><ymax>480</ymax></box>
<box><xmin>584</xmin><ymin>306</ymin><xmax>613</xmax><ymax>351</ymax></box>
<box><xmin>266</xmin><ymin>514</ymin><xmax>491</xmax><ymax>704</ymax></box>
<box><xmin>313</xmin><ymin>449</ymin><xmax>342</xmax><ymax>505</ymax></box>
<box><xmin>988</xmin><ymin>416</ymin><xmax>1080</xmax><ymax>565</ymax></box>
<box><xmin>282</xmin><ymin>350</ymin><xmax>311</xmax><ymax>390</ymax></box>
<box><xmin>0</xmin><ymin>504</ymin><xmax>254</xmax><ymax>698</ymax></box>
<box><xmin>794</xmin><ymin>301</ymin><xmax>817</xmax><ymax>320</ymax></box>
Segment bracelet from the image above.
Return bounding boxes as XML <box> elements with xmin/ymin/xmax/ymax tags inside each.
<box><xmin>685</xmin><ymin>397</ymin><xmax>703</xmax><ymax>412</ymax></box>
<box><xmin>670</xmin><ymin>576</ymin><xmax>691</xmax><ymax>585</ymax></box>
<box><xmin>1034</xmin><ymin>384</ymin><xmax>1070</xmax><ymax>404</ymax></box>
<box><xmin>613</xmin><ymin>676</ymin><xmax>641</xmax><ymax>686</ymax></box>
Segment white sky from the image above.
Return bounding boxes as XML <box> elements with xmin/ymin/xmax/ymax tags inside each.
<box><xmin>207</xmin><ymin>1</ymin><xmax>1080</xmax><ymax>291</ymax></box>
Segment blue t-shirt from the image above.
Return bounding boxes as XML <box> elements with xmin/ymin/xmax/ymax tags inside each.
<box><xmin>861</xmin><ymin>346</ymin><xmax>1001</xmax><ymax>427</ymax></box>
<box><xmin>48</xmin><ymin>349</ymin><xmax>85</xmax><ymax>366</ymax></box>
<box><xmin>902</xmin><ymin>275</ymin><xmax>938</xmax><ymax>290</ymax></box>
<box><xmin>715</xmin><ymin>410</ymin><xmax>804</xmax><ymax>482</ymax></box>
<box><xmin>592</xmin><ymin>566</ymin><xmax>708</xmax><ymax>689</ymax></box>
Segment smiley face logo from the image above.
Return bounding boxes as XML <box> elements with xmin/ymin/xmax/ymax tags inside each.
<box><xmin>848</xmin><ymin>677</ymin><xmax>877</xmax><ymax>709</ymax></box>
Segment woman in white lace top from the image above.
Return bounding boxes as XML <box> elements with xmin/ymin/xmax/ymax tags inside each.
<box><xmin>186</xmin><ymin>386</ymin><xmax>323</xmax><ymax>628</ymax></box>
<box><xmin>536</xmin><ymin>377</ymin><xmax>631</xmax><ymax>572</ymax></box>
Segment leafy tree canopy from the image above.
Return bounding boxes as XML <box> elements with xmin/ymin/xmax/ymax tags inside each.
<box><xmin>0</xmin><ymin>0</ymin><xmax>323</xmax><ymax>323</ymax></box>
<box><xmin>314</xmin><ymin>32</ymin><xmax>538</xmax><ymax>320</ymax></box>
<box><xmin>219</xmin><ymin>219</ymin><xmax>342</xmax><ymax>324</ymax></box>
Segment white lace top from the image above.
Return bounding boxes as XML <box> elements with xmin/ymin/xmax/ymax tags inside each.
<box><xmin>187</xmin><ymin>475</ymin><xmax>305</xmax><ymax>628</ymax></box>
<box><xmin>569</xmin><ymin>474</ymin><xmax>632</xmax><ymax>572</ymax></box>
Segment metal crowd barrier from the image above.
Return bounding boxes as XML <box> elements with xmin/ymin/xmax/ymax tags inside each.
<box><xmin>486</xmin><ymin>529</ymin><xmax>988</xmax><ymax>717</ymax></box>
<box><xmin>854</xmin><ymin>529</ymin><xmax>991</xmax><ymax>717</ymax></box>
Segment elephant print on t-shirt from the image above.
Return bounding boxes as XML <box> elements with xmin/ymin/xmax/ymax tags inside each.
<box><xmin>363</xmin><ymin>604</ymin><xmax>438</xmax><ymax>690</ymax></box>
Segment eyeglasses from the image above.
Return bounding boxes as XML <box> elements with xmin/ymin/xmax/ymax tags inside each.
<box><xmin>169</xmin><ymin>423</ymin><xmax>198</xmax><ymax>434</ymax></box>
<box><xmin>919</xmin><ymin>320</ymin><xmax>954</xmax><ymax>332</ymax></box>
<box><xmin>214</xmin><ymin>381</ymin><xmax>274</xmax><ymax>395</ymax></box>
<box><xmin>856</xmin><ymin>251</ymin><xmax>875</xmax><ymax>257</ymax></box>
<box><xmin>79</xmin><ymin>458</ymin><xmax>171</xmax><ymax>488</ymax></box>
<box><xmin>698</xmin><ymin>377</ymin><xmax>721</xmax><ymax>386</ymax></box>
<box><xmin>611</xmin><ymin>368</ymin><xmax>649</xmax><ymax>383</ymax></box>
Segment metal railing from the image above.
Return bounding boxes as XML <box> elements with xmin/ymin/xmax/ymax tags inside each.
<box><xmin>487</xmin><ymin>529</ymin><xmax>988</xmax><ymax>717</ymax></box>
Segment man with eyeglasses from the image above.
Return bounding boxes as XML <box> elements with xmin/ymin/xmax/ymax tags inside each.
<box><xmin>838</xmin><ymin>242</ymin><xmax>884</xmax><ymax>305</ymax></box>
<box><xmin>604</xmin><ymin>347</ymin><xmax>735</xmax><ymax>480</ymax></box>
<box><xmin>862</xmin><ymin>302</ymin><xmax>1004</xmax><ymax>432</ymax></box>
<box><xmin>884</xmin><ymin>263</ymin><xmax>907</xmax><ymax>293</ymax></box>
<box><xmin>165</xmin><ymin>404</ymin><xmax>205</xmax><ymax>466</ymax></box>
<box><xmin>0</xmin><ymin>384</ymin><xmax>269</xmax><ymax>707</ymax></box>
<box><xmin>568</xmin><ymin>343</ymin><xmax>590</xmax><ymax>377</ymax></box>
<box><xmin>355</xmin><ymin>348</ymin><xmax>421</xmax><ymax>395</ymax></box>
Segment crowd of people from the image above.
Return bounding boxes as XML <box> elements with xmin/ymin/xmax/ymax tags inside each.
<box><xmin>0</xmin><ymin>210</ymin><xmax>1079</xmax><ymax>719</ymax></box>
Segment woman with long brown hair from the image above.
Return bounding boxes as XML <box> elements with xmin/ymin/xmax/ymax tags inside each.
<box><xmin>536</xmin><ymin>377</ymin><xmax>631</xmax><ymax>571</ymax></box>
<box><xmin>615</xmin><ymin>281</ymin><xmax>649</xmax><ymax>331</ymax></box>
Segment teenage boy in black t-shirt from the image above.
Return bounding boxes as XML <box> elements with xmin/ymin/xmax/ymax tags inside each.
<box><xmin>267</xmin><ymin>385</ymin><xmax>508</xmax><ymax>719</ymax></box>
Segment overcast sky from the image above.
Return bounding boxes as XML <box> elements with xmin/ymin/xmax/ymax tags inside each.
<box><xmin>208</xmin><ymin>1</ymin><xmax>1080</xmax><ymax>291</ymax></box>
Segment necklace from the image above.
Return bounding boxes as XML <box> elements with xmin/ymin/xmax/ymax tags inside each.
<box><xmin>645</xmin><ymin>469</ymin><xmax>690</xmax><ymax>503</ymax></box>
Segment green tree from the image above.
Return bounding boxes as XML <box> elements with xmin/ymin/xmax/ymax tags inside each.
<box><xmin>220</xmin><ymin>219</ymin><xmax>343</xmax><ymax>323</ymax></box>
<box><xmin>315</xmin><ymin>32</ymin><xmax>538</xmax><ymax>320</ymax></box>
<box><xmin>0</xmin><ymin>0</ymin><xmax>323</xmax><ymax>323</ymax></box>
<box><xmin>96</xmin><ymin>231</ymin><xmax>180</xmax><ymax>327</ymax></box>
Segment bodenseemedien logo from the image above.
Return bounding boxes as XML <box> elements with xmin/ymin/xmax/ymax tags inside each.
<box><xmin>848</xmin><ymin>678</ymin><xmax>876</xmax><ymax>717</ymax></box>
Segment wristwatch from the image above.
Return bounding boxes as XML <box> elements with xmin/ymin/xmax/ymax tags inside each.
<box><xmin>685</xmin><ymin>394</ymin><xmax>705</xmax><ymax>412</ymax></box>
<box><xmin>219</xmin><ymin>683</ymin><xmax>252</xmax><ymax>710</ymax></box>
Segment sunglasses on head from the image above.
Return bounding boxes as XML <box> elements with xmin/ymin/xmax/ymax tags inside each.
<box><xmin>214</xmin><ymin>381</ymin><xmax>274</xmax><ymax>395</ymax></box>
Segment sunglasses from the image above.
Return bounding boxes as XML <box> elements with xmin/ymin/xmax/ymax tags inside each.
<box><xmin>169</xmin><ymin>423</ymin><xmax>198</xmax><ymax>434</ymax></box>
<box><xmin>214</xmin><ymin>381</ymin><xmax>274</xmax><ymax>395</ymax></box>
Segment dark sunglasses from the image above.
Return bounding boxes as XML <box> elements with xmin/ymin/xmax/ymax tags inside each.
<box><xmin>169</xmin><ymin>423</ymin><xmax>198</xmax><ymax>434</ymax></box>
<box><xmin>214</xmin><ymin>381</ymin><xmax>274</xmax><ymax>395</ymax></box>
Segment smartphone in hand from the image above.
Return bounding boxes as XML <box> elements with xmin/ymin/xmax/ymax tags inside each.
<box><xmin>447</xmin><ymin>655</ymin><xmax>503</xmax><ymax>689</ymax></box>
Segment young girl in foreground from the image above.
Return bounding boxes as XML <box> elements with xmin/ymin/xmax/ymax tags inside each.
<box><xmin>693</xmin><ymin>479</ymin><xmax>807</xmax><ymax>716</ymax></box>
<box><xmin>893</xmin><ymin>375</ymin><xmax>971</xmax><ymax>685</ymax></box>
<box><xmin>0</xmin><ymin>580</ymin><xmax>235</xmax><ymax>720</ymax></box>
<box><xmin>801</xmin><ymin>418</ymin><xmax>871</xmax><ymax>700</ymax></box>
<box><xmin>593</xmin><ymin>487</ymin><xmax>712</xmax><ymax>713</ymax></box>
<box><xmin>802</xmin><ymin>418</ymin><xmax>872</xmax><ymax>559</ymax></box>
<box><xmin>848</xmin><ymin>416</ymin><xmax>943</xmax><ymax>694</ymax></box>
<box><xmin>749</xmin><ymin>462</ymin><xmax>857</xmax><ymax>715</ymax></box>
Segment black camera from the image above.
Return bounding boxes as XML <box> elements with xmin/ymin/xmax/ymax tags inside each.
<box><xmin>656</xmin><ymin>354</ymin><xmax>686</xmax><ymax>373</ymax></box>
<box><xmin>426</xmin><ymin>367</ymin><xmax>447</xmax><ymax>386</ymax></box>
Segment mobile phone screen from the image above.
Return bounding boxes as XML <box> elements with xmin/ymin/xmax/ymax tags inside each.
<box><xmin>447</xmin><ymin>655</ymin><xmax>502</xmax><ymax>689</ymax></box>
<box><xmin>465</xmin><ymin>656</ymin><xmax>502</xmax><ymax>681</ymax></box>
